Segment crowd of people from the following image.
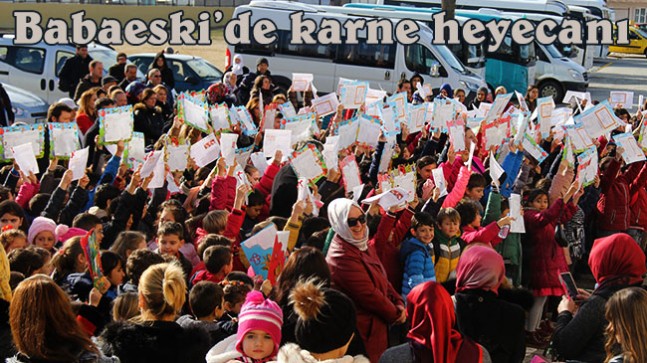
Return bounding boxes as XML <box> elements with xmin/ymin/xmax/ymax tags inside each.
<box><xmin>0</xmin><ymin>46</ymin><xmax>645</xmax><ymax>363</ymax></box>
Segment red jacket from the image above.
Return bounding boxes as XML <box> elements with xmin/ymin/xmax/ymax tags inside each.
<box><xmin>524</xmin><ymin>198</ymin><xmax>576</xmax><ymax>296</ymax></box>
<box><xmin>327</xmin><ymin>235</ymin><xmax>404</xmax><ymax>363</ymax></box>
<box><xmin>461</xmin><ymin>221</ymin><xmax>502</xmax><ymax>247</ymax></box>
<box><xmin>224</xmin><ymin>208</ymin><xmax>246</xmax><ymax>272</ymax></box>
<box><xmin>597</xmin><ymin>160</ymin><xmax>647</xmax><ymax>232</ymax></box>
<box><xmin>210</xmin><ymin>175</ymin><xmax>236</xmax><ymax>211</ymax></box>
<box><xmin>630</xmin><ymin>186</ymin><xmax>647</xmax><ymax>229</ymax></box>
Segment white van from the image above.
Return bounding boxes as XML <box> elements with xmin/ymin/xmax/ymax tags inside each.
<box><xmin>0</xmin><ymin>35</ymin><xmax>144</xmax><ymax>104</ymax></box>
<box><xmin>372</xmin><ymin>0</ymin><xmax>569</xmax><ymax>16</ymax></box>
<box><xmin>228</xmin><ymin>1</ymin><xmax>486</xmax><ymax>99</ymax></box>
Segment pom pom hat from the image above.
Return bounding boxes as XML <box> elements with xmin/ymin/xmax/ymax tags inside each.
<box><xmin>27</xmin><ymin>217</ymin><xmax>57</xmax><ymax>244</ymax></box>
<box><xmin>235</xmin><ymin>291</ymin><xmax>283</xmax><ymax>357</ymax></box>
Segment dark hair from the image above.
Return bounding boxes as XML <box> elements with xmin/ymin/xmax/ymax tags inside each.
<box><xmin>9</xmin><ymin>271</ymin><xmax>24</xmax><ymax>292</ymax></box>
<box><xmin>95</xmin><ymin>97</ymin><xmax>114</xmax><ymax>111</ymax></box>
<box><xmin>72</xmin><ymin>213</ymin><xmax>102</xmax><ymax>231</ymax></box>
<box><xmin>225</xmin><ymin>271</ymin><xmax>254</xmax><ymax>286</ymax></box>
<box><xmin>47</xmin><ymin>102</ymin><xmax>73</xmax><ymax>122</ymax></box>
<box><xmin>116</xmin><ymin>52</ymin><xmax>127</xmax><ymax>60</ymax></box>
<box><xmin>126</xmin><ymin>249</ymin><xmax>165</xmax><ymax>285</ymax></box>
<box><xmin>157</xmin><ymin>222</ymin><xmax>185</xmax><ymax>240</ymax></box>
<box><xmin>467</xmin><ymin>173</ymin><xmax>487</xmax><ymax>190</ymax></box>
<box><xmin>397</xmin><ymin>78</ymin><xmax>411</xmax><ymax>90</ymax></box>
<box><xmin>246</xmin><ymin>190</ymin><xmax>265</xmax><ymax>207</ymax></box>
<box><xmin>455</xmin><ymin>200</ymin><xmax>482</xmax><ymax>227</ymax></box>
<box><xmin>8</xmin><ymin>246</ymin><xmax>48</xmax><ymax>277</ymax></box>
<box><xmin>100</xmin><ymin>251</ymin><xmax>124</xmax><ymax>277</ymax></box>
<box><xmin>303</xmin><ymin>229</ymin><xmax>329</xmax><ymax>251</ymax></box>
<box><xmin>411</xmin><ymin>212</ymin><xmax>436</xmax><ymax>230</ymax></box>
<box><xmin>203</xmin><ymin>245</ymin><xmax>232</xmax><ymax>274</ymax></box>
<box><xmin>220</xmin><ymin>279</ymin><xmax>252</xmax><ymax>308</ymax></box>
<box><xmin>189</xmin><ymin>281</ymin><xmax>224</xmax><ymax>319</ymax></box>
<box><xmin>94</xmin><ymin>184</ymin><xmax>120</xmax><ymax>210</ymax></box>
<box><xmin>0</xmin><ymin>201</ymin><xmax>26</xmax><ymax>231</ymax></box>
<box><xmin>276</xmin><ymin>246</ymin><xmax>331</xmax><ymax>306</ymax></box>
<box><xmin>525</xmin><ymin>189</ymin><xmax>549</xmax><ymax>207</ymax></box>
<box><xmin>0</xmin><ymin>186</ymin><xmax>12</xmax><ymax>202</ymax></box>
<box><xmin>197</xmin><ymin>234</ymin><xmax>231</xmax><ymax>262</ymax></box>
<box><xmin>51</xmin><ymin>237</ymin><xmax>83</xmax><ymax>281</ymax></box>
<box><xmin>159</xmin><ymin>202</ymin><xmax>189</xmax><ymax>225</ymax></box>
<box><xmin>110</xmin><ymin>231</ymin><xmax>146</xmax><ymax>262</ymax></box>
<box><xmin>28</xmin><ymin>194</ymin><xmax>51</xmax><ymax>217</ymax></box>
<box><xmin>416</xmin><ymin>155</ymin><xmax>437</xmax><ymax>170</ymax></box>
<box><xmin>299</xmin><ymin>217</ymin><xmax>330</xmax><ymax>246</ymax></box>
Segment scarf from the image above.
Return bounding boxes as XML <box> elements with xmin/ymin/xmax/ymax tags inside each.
<box><xmin>232</xmin><ymin>55</ymin><xmax>244</xmax><ymax>76</ymax></box>
<box><xmin>456</xmin><ymin>245</ymin><xmax>506</xmax><ymax>295</ymax></box>
<box><xmin>589</xmin><ymin>233</ymin><xmax>647</xmax><ymax>288</ymax></box>
<box><xmin>327</xmin><ymin>199</ymin><xmax>368</xmax><ymax>251</ymax></box>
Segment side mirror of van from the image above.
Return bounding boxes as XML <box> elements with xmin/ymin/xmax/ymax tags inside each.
<box><xmin>185</xmin><ymin>76</ymin><xmax>199</xmax><ymax>85</ymax></box>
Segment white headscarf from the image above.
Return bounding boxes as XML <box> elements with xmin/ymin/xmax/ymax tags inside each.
<box><xmin>327</xmin><ymin>198</ymin><xmax>368</xmax><ymax>251</ymax></box>
<box><xmin>232</xmin><ymin>55</ymin><xmax>244</xmax><ymax>76</ymax></box>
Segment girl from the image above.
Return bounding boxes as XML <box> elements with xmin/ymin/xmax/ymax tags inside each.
<box><xmin>76</xmin><ymin>88</ymin><xmax>99</xmax><ymax>135</ymax></box>
<box><xmin>217</xmin><ymin>279</ymin><xmax>252</xmax><ymax>337</ymax></box>
<box><xmin>68</xmin><ymin>251</ymin><xmax>125</xmax><ymax>308</ymax></box>
<box><xmin>27</xmin><ymin>216</ymin><xmax>57</xmax><ymax>253</ymax></box>
<box><xmin>605</xmin><ymin>287</ymin><xmax>647</xmax><ymax>363</ymax></box>
<box><xmin>0</xmin><ymin>201</ymin><xmax>26</xmax><ymax>233</ymax></box>
<box><xmin>0</xmin><ymin>228</ymin><xmax>27</xmax><ymax>253</ymax></box>
<box><xmin>100</xmin><ymin>262</ymin><xmax>212</xmax><ymax>363</ymax></box>
<box><xmin>8</xmin><ymin>246</ymin><xmax>52</xmax><ymax>278</ymax></box>
<box><xmin>523</xmin><ymin>182</ymin><xmax>580</xmax><ymax>347</ymax></box>
<box><xmin>110</xmin><ymin>231</ymin><xmax>147</xmax><ymax>262</ymax></box>
<box><xmin>112</xmin><ymin>292</ymin><xmax>140</xmax><ymax>322</ymax></box>
<box><xmin>206</xmin><ymin>290</ymin><xmax>283</xmax><ymax>363</ymax></box>
<box><xmin>525</xmin><ymin>84</ymin><xmax>539</xmax><ymax>113</ymax></box>
<box><xmin>8</xmin><ymin>275</ymin><xmax>118</xmax><ymax>363</ymax></box>
<box><xmin>51</xmin><ymin>237</ymin><xmax>86</xmax><ymax>289</ymax></box>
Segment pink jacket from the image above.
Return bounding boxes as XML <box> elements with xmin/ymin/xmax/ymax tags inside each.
<box><xmin>442</xmin><ymin>166</ymin><xmax>471</xmax><ymax>208</ymax></box>
<box><xmin>461</xmin><ymin>221</ymin><xmax>502</xmax><ymax>247</ymax></box>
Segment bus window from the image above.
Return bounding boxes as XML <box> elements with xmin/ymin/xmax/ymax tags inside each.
<box><xmin>234</xmin><ymin>36</ymin><xmax>275</xmax><ymax>56</ymax></box>
<box><xmin>275</xmin><ymin>30</ymin><xmax>335</xmax><ymax>59</ymax></box>
<box><xmin>404</xmin><ymin>43</ymin><xmax>440</xmax><ymax>74</ymax></box>
<box><xmin>336</xmin><ymin>40</ymin><xmax>396</xmax><ymax>68</ymax></box>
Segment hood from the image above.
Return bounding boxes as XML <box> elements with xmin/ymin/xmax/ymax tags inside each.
<box><xmin>277</xmin><ymin>343</ymin><xmax>370</xmax><ymax>363</ymax></box>
<box><xmin>206</xmin><ymin>334</ymin><xmax>241</xmax><ymax>363</ymax></box>
<box><xmin>4</xmin><ymin>84</ymin><xmax>47</xmax><ymax>108</ymax></box>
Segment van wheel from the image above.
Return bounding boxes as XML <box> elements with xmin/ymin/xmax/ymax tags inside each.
<box><xmin>539</xmin><ymin>80</ymin><xmax>563</xmax><ymax>104</ymax></box>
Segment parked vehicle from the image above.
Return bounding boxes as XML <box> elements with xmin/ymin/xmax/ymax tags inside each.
<box><xmin>0</xmin><ymin>35</ymin><xmax>144</xmax><ymax>104</ymax></box>
<box><xmin>128</xmin><ymin>53</ymin><xmax>223</xmax><ymax>93</ymax></box>
<box><xmin>609</xmin><ymin>26</ymin><xmax>647</xmax><ymax>57</ymax></box>
<box><xmin>4</xmin><ymin>83</ymin><xmax>49</xmax><ymax>125</ymax></box>
<box><xmin>372</xmin><ymin>0</ymin><xmax>569</xmax><ymax>16</ymax></box>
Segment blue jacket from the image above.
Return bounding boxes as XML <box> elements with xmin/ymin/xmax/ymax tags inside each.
<box><xmin>400</xmin><ymin>237</ymin><xmax>436</xmax><ymax>298</ymax></box>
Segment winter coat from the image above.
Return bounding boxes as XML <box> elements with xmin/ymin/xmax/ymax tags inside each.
<box><xmin>277</xmin><ymin>343</ymin><xmax>370</xmax><ymax>363</ymax></box>
<box><xmin>522</xmin><ymin>198</ymin><xmax>576</xmax><ymax>296</ymax></box>
<box><xmin>176</xmin><ymin>315</ymin><xmax>230</xmax><ymax>347</ymax></box>
<box><xmin>133</xmin><ymin>104</ymin><xmax>165</xmax><ymax>146</ymax></box>
<box><xmin>326</xmin><ymin>235</ymin><xmax>404</xmax><ymax>363</ymax></box>
<box><xmin>99</xmin><ymin>320</ymin><xmax>211</xmax><ymax>363</ymax></box>
<box><xmin>630</xmin><ymin>186</ymin><xmax>647</xmax><ymax>229</ymax></box>
<box><xmin>74</xmin><ymin>74</ymin><xmax>102</xmax><ymax>101</ymax></box>
<box><xmin>7</xmin><ymin>351</ymin><xmax>118</xmax><ymax>363</ymax></box>
<box><xmin>58</xmin><ymin>54</ymin><xmax>92</xmax><ymax>98</ymax></box>
<box><xmin>461</xmin><ymin>222</ymin><xmax>502</xmax><ymax>247</ymax></box>
<box><xmin>432</xmin><ymin>228</ymin><xmax>462</xmax><ymax>284</ymax></box>
<box><xmin>379</xmin><ymin>340</ymin><xmax>491</xmax><ymax>363</ymax></box>
<box><xmin>400</xmin><ymin>237</ymin><xmax>436</xmax><ymax>298</ymax></box>
<box><xmin>597</xmin><ymin>159</ymin><xmax>647</xmax><ymax>232</ymax></box>
<box><xmin>369</xmin><ymin>208</ymin><xmax>413</xmax><ymax>294</ymax></box>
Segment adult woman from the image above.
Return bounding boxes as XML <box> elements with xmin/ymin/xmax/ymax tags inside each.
<box><xmin>133</xmin><ymin>89</ymin><xmax>165</xmax><ymax>146</ymax></box>
<box><xmin>76</xmin><ymin>88</ymin><xmax>99</xmax><ymax>135</ymax></box>
<box><xmin>250</xmin><ymin>75</ymin><xmax>274</xmax><ymax>107</ymax></box>
<box><xmin>525</xmin><ymin>85</ymin><xmax>539</xmax><ymax>113</ymax></box>
<box><xmin>325</xmin><ymin>198</ymin><xmax>405</xmax><ymax>363</ymax></box>
<box><xmin>153</xmin><ymin>84</ymin><xmax>173</xmax><ymax>123</ymax></box>
<box><xmin>380</xmin><ymin>281</ymin><xmax>491</xmax><ymax>363</ymax></box>
<box><xmin>551</xmin><ymin>233</ymin><xmax>647</xmax><ymax>362</ymax></box>
<box><xmin>8</xmin><ymin>275</ymin><xmax>117</xmax><ymax>363</ymax></box>
<box><xmin>99</xmin><ymin>262</ymin><xmax>211</xmax><ymax>363</ymax></box>
<box><xmin>224</xmin><ymin>54</ymin><xmax>249</xmax><ymax>83</ymax></box>
<box><xmin>471</xmin><ymin>86</ymin><xmax>489</xmax><ymax>110</ymax></box>
<box><xmin>149</xmin><ymin>51</ymin><xmax>174</xmax><ymax>90</ymax></box>
<box><xmin>605</xmin><ymin>287</ymin><xmax>647</xmax><ymax>363</ymax></box>
<box><xmin>454</xmin><ymin>245</ymin><xmax>526</xmax><ymax>363</ymax></box>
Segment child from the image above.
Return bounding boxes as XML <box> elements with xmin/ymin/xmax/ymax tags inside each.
<box><xmin>0</xmin><ymin>228</ymin><xmax>27</xmax><ymax>253</ymax></box>
<box><xmin>465</xmin><ymin>173</ymin><xmax>486</xmax><ymax>202</ymax></box>
<box><xmin>72</xmin><ymin>213</ymin><xmax>105</xmax><ymax>248</ymax></box>
<box><xmin>112</xmin><ymin>292</ymin><xmax>139</xmax><ymax>322</ymax></box>
<box><xmin>27</xmin><ymin>216</ymin><xmax>57</xmax><ymax>253</ymax></box>
<box><xmin>217</xmin><ymin>278</ymin><xmax>253</xmax><ymax>337</ymax></box>
<box><xmin>206</xmin><ymin>290</ymin><xmax>283</xmax><ymax>363</ymax></box>
<box><xmin>177</xmin><ymin>281</ymin><xmax>229</xmax><ymax>346</ymax></box>
<box><xmin>8</xmin><ymin>246</ymin><xmax>51</xmax><ymax>277</ymax></box>
<box><xmin>241</xmin><ymin>191</ymin><xmax>266</xmax><ymax>240</ymax></box>
<box><xmin>156</xmin><ymin>221</ymin><xmax>193</xmax><ymax>281</ymax></box>
<box><xmin>121</xmin><ymin>249</ymin><xmax>165</xmax><ymax>294</ymax></box>
<box><xmin>456</xmin><ymin>199</ymin><xmax>512</xmax><ymax>247</ymax></box>
<box><xmin>400</xmin><ymin>212</ymin><xmax>437</xmax><ymax>299</ymax></box>
<box><xmin>432</xmin><ymin>208</ymin><xmax>462</xmax><ymax>284</ymax></box>
<box><xmin>190</xmin><ymin>245</ymin><xmax>233</xmax><ymax>286</ymax></box>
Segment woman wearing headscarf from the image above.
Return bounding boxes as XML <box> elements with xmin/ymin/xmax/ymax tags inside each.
<box><xmin>326</xmin><ymin>198</ymin><xmax>405</xmax><ymax>363</ymax></box>
<box><xmin>471</xmin><ymin>86</ymin><xmax>489</xmax><ymax>110</ymax></box>
<box><xmin>380</xmin><ymin>281</ymin><xmax>491</xmax><ymax>363</ymax></box>
<box><xmin>437</xmin><ymin>83</ymin><xmax>453</xmax><ymax>100</ymax></box>
<box><xmin>223</xmin><ymin>54</ymin><xmax>249</xmax><ymax>84</ymax></box>
<box><xmin>454</xmin><ymin>245</ymin><xmax>526</xmax><ymax>363</ymax></box>
<box><xmin>551</xmin><ymin>233</ymin><xmax>647</xmax><ymax>363</ymax></box>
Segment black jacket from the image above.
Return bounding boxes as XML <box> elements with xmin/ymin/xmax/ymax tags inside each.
<box><xmin>108</xmin><ymin>63</ymin><xmax>126</xmax><ymax>83</ymax></box>
<box><xmin>59</xmin><ymin>55</ymin><xmax>93</xmax><ymax>98</ymax></box>
<box><xmin>0</xmin><ymin>83</ymin><xmax>14</xmax><ymax>127</ymax></box>
<box><xmin>133</xmin><ymin>104</ymin><xmax>165</xmax><ymax>147</ymax></box>
<box><xmin>74</xmin><ymin>74</ymin><xmax>102</xmax><ymax>101</ymax></box>
<box><xmin>99</xmin><ymin>320</ymin><xmax>211</xmax><ymax>363</ymax></box>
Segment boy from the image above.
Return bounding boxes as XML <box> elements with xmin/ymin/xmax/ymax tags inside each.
<box><xmin>190</xmin><ymin>245</ymin><xmax>233</xmax><ymax>286</ymax></box>
<box><xmin>465</xmin><ymin>173</ymin><xmax>487</xmax><ymax>202</ymax></box>
<box><xmin>177</xmin><ymin>281</ymin><xmax>229</xmax><ymax>346</ymax></box>
<box><xmin>241</xmin><ymin>191</ymin><xmax>266</xmax><ymax>240</ymax></box>
<box><xmin>156</xmin><ymin>221</ymin><xmax>193</xmax><ymax>281</ymax></box>
<box><xmin>456</xmin><ymin>198</ymin><xmax>512</xmax><ymax>247</ymax></box>
<box><xmin>432</xmin><ymin>208</ymin><xmax>462</xmax><ymax>283</ymax></box>
<box><xmin>400</xmin><ymin>212</ymin><xmax>436</xmax><ymax>299</ymax></box>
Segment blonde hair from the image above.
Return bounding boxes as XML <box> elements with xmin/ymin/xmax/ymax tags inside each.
<box><xmin>202</xmin><ymin>210</ymin><xmax>228</xmax><ymax>235</ymax></box>
<box><xmin>138</xmin><ymin>262</ymin><xmax>186</xmax><ymax>320</ymax></box>
<box><xmin>0</xmin><ymin>229</ymin><xmax>26</xmax><ymax>251</ymax></box>
<box><xmin>112</xmin><ymin>292</ymin><xmax>140</xmax><ymax>322</ymax></box>
<box><xmin>605</xmin><ymin>287</ymin><xmax>647</xmax><ymax>363</ymax></box>
<box><xmin>78</xmin><ymin>87</ymin><xmax>100</xmax><ymax>118</ymax></box>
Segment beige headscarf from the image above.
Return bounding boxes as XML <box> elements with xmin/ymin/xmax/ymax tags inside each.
<box><xmin>327</xmin><ymin>198</ymin><xmax>368</xmax><ymax>251</ymax></box>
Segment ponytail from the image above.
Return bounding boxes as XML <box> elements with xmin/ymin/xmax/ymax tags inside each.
<box><xmin>139</xmin><ymin>262</ymin><xmax>186</xmax><ymax>319</ymax></box>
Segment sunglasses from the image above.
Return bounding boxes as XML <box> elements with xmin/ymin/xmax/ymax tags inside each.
<box><xmin>347</xmin><ymin>214</ymin><xmax>367</xmax><ymax>227</ymax></box>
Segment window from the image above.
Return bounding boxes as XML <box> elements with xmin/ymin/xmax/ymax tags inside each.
<box><xmin>336</xmin><ymin>39</ymin><xmax>396</xmax><ymax>69</ymax></box>
<box><xmin>234</xmin><ymin>34</ymin><xmax>275</xmax><ymax>56</ymax></box>
<box><xmin>56</xmin><ymin>51</ymin><xmax>74</xmax><ymax>77</ymax></box>
<box><xmin>275</xmin><ymin>30</ymin><xmax>334</xmax><ymax>59</ymax></box>
<box><xmin>635</xmin><ymin>8</ymin><xmax>647</xmax><ymax>23</ymax></box>
<box><xmin>404</xmin><ymin>43</ymin><xmax>439</xmax><ymax>74</ymax></box>
<box><xmin>12</xmin><ymin>47</ymin><xmax>45</xmax><ymax>74</ymax></box>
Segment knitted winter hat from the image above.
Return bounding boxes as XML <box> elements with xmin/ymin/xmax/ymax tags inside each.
<box><xmin>27</xmin><ymin>217</ymin><xmax>57</xmax><ymax>244</ymax></box>
<box><xmin>55</xmin><ymin>224</ymin><xmax>88</xmax><ymax>243</ymax></box>
<box><xmin>291</xmin><ymin>279</ymin><xmax>357</xmax><ymax>354</ymax></box>
<box><xmin>235</xmin><ymin>291</ymin><xmax>283</xmax><ymax>357</ymax></box>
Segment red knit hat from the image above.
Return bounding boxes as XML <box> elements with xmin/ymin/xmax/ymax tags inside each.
<box><xmin>235</xmin><ymin>291</ymin><xmax>283</xmax><ymax>358</ymax></box>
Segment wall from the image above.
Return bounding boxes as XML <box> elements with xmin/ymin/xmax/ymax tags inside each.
<box><xmin>0</xmin><ymin>3</ymin><xmax>235</xmax><ymax>30</ymax></box>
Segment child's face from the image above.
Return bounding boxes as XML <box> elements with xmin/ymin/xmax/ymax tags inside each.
<box><xmin>6</xmin><ymin>236</ymin><xmax>27</xmax><ymax>253</ymax></box>
<box><xmin>0</xmin><ymin>213</ymin><xmax>22</xmax><ymax>229</ymax></box>
<box><xmin>158</xmin><ymin>208</ymin><xmax>176</xmax><ymax>229</ymax></box>
<box><xmin>247</xmin><ymin>170</ymin><xmax>261</xmax><ymax>185</ymax></box>
<box><xmin>470</xmin><ymin>213</ymin><xmax>482</xmax><ymax>228</ymax></box>
<box><xmin>107</xmin><ymin>261</ymin><xmax>126</xmax><ymax>286</ymax></box>
<box><xmin>412</xmin><ymin>225</ymin><xmax>435</xmax><ymax>244</ymax></box>
<box><xmin>439</xmin><ymin>218</ymin><xmax>460</xmax><ymax>238</ymax></box>
<box><xmin>242</xmin><ymin>329</ymin><xmax>275</xmax><ymax>361</ymax></box>
<box><xmin>34</xmin><ymin>231</ymin><xmax>56</xmax><ymax>251</ymax></box>
<box><xmin>417</xmin><ymin>163</ymin><xmax>436</xmax><ymax>181</ymax></box>
<box><xmin>246</xmin><ymin>205</ymin><xmax>263</xmax><ymax>220</ymax></box>
<box><xmin>530</xmin><ymin>194</ymin><xmax>549</xmax><ymax>211</ymax></box>
<box><xmin>94</xmin><ymin>224</ymin><xmax>104</xmax><ymax>246</ymax></box>
<box><xmin>159</xmin><ymin>234</ymin><xmax>184</xmax><ymax>256</ymax></box>
<box><xmin>465</xmin><ymin>187</ymin><xmax>484</xmax><ymax>201</ymax></box>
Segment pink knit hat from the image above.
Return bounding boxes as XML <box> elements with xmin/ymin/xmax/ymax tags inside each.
<box><xmin>27</xmin><ymin>217</ymin><xmax>57</xmax><ymax>244</ymax></box>
<box><xmin>55</xmin><ymin>224</ymin><xmax>88</xmax><ymax>243</ymax></box>
<box><xmin>235</xmin><ymin>291</ymin><xmax>283</xmax><ymax>358</ymax></box>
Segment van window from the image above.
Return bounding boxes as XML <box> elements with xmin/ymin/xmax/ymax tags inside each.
<box><xmin>404</xmin><ymin>43</ymin><xmax>439</xmax><ymax>74</ymax></box>
<box><xmin>234</xmin><ymin>36</ymin><xmax>275</xmax><ymax>56</ymax></box>
<box><xmin>13</xmin><ymin>47</ymin><xmax>45</xmax><ymax>74</ymax></box>
<box><xmin>0</xmin><ymin>47</ymin><xmax>7</xmax><ymax>62</ymax></box>
<box><xmin>276</xmin><ymin>30</ymin><xmax>334</xmax><ymax>59</ymax></box>
<box><xmin>56</xmin><ymin>51</ymin><xmax>74</xmax><ymax>77</ymax></box>
<box><xmin>336</xmin><ymin>40</ymin><xmax>396</xmax><ymax>69</ymax></box>
<box><xmin>629</xmin><ymin>30</ymin><xmax>640</xmax><ymax>40</ymax></box>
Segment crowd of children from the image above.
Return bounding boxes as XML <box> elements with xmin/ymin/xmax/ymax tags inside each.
<box><xmin>0</xmin><ymin>52</ymin><xmax>646</xmax><ymax>363</ymax></box>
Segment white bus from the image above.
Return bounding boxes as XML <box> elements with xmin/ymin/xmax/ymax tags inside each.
<box><xmin>367</xmin><ymin>0</ymin><xmax>569</xmax><ymax>16</ymax></box>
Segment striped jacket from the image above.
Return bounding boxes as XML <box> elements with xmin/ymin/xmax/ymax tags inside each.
<box><xmin>433</xmin><ymin>228</ymin><xmax>462</xmax><ymax>283</ymax></box>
